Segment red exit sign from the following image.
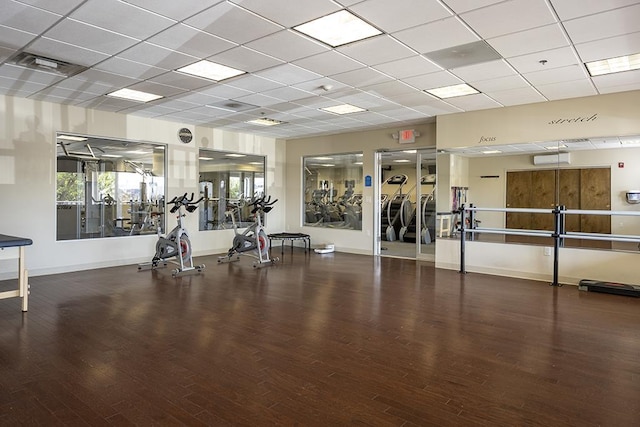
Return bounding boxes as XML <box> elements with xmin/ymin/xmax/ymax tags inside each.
<box><xmin>399</xmin><ymin>129</ymin><xmax>415</xmax><ymax>144</ymax></box>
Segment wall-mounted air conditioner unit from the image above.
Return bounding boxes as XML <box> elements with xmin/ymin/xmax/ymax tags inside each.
<box><xmin>532</xmin><ymin>152</ymin><xmax>571</xmax><ymax>165</ymax></box>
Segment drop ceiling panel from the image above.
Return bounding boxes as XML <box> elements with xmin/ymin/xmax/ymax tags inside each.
<box><xmin>0</xmin><ymin>25</ymin><xmax>37</xmax><ymax>49</ymax></box>
<box><xmin>562</xmin><ymin>4</ymin><xmax>640</xmax><ymax>44</ymax></box>
<box><xmin>536</xmin><ymin>80</ymin><xmax>597</xmax><ymax>100</ymax></box>
<box><xmin>290</xmin><ymin>77</ymin><xmax>349</xmax><ymax>93</ymax></box>
<box><xmin>147</xmin><ymin>71</ymin><xmax>213</xmax><ymax>91</ymax></box>
<box><xmin>229</xmin><ymin>0</ymin><xmax>340</xmax><ymax>27</ymax></box>
<box><xmin>69</xmin><ymin>0</ymin><xmax>176</xmax><ymax>40</ymax></box>
<box><xmin>1</xmin><ymin>2</ymin><xmax>61</xmax><ymax>35</ymax></box>
<box><xmin>260</xmin><ymin>86</ymin><xmax>314</xmax><ymax>102</ymax></box>
<box><xmin>351</xmin><ymin>0</ymin><xmax>452</xmax><ymax>33</ymax></box>
<box><xmin>574</xmin><ymin>31</ymin><xmax>640</xmax><ymax>62</ymax></box>
<box><xmin>373</xmin><ymin>56</ymin><xmax>441</xmax><ymax>79</ymax></box>
<box><xmin>461</xmin><ymin>0</ymin><xmax>557</xmax><ymax>39</ymax></box>
<box><xmin>166</xmin><ymin>92</ymin><xmax>222</xmax><ymax>106</ymax></box>
<box><xmin>507</xmin><ymin>46</ymin><xmax>578</xmax><ymax>74</ymax></box>
<box><xmin>233</xmin><ymin>92</ymin><xmax>281</xmax><ymax>107</ymax></box>
<box><xmin>523</xmin><ymin>64</ymin><xmax>588</xmax><ymax>86</ymax></box>
<box><xmin>118</xmin><ymin>42</ymin><xmax>197</xmax><ymax>70</ymax></box>
<box><xmin>94</xmin><ymin>57</ymin><xmax>167</xmax><ymax>81</ymax></box>
<box><xmin>441</xmin><ymin>0</ymin><xmax>505</xmax><ymax>14</ymax></box>
<box><xmin>224</xmin><ymin>75</ymin><xmax>284</xmax><ymax>93</ymax></box>
<box><xmin>72</xmin><ymin>69</ymin><xmax>141</xmax><ymax>89</ymax></box>
<box><xmin>337</xmin><ymin>35</ymin><xmax>416</xmax><ymax>66</ymax></box>
<box><xmin>49</xmin><ymin>77</ymin><xmax>114</xmax><ymax>96</ymax></box>
<box><xmin>245</xmin><ymin>30</ymin><xmax>328</xmax><ymax>62</ymax></box>
<box><xmin>185</xmin><ymin>2</ymin><xmax>282</xmax><ymax>45</ymax></box>
<box><xmin>0</xmin><ymin>46</ymin><xmax>16</xmax><ymax>63</ymax></box>
<box><xmin>592</xmin><ymin>69</ymin><xmax>640</xmax><ymax>89</ymax></box>
<box><xmin>42</xmin><ymin>18</ymin><xmax>139</xmax><ymax>55</ymax></box>
<box><xmin>471</xmin><ymin>74</ymin><xmax>530</xmax><ymax>92</ymax></box>
<box><xmin>451</xmin><ymin>59</ymin><xmax>516</xmax><ymax>82</ymax></box>
<box><xmin>404</xmin><ymin>71</ymin><xmax>463</xmax><ymax>90</ymax></box>
<box><xmin>488</xmin><ymin>24</ymin><xmax>570</xmax><ymax>59</ymax></box>
<box><xmin>0</xmin><ymin>75</ymin><xmax>47</xmax><ymax>93</ymax></box>
<box><xmin>147</xmin><ymin>24</ymin><xmax>236</xmax><ymax>58</ymax></box>
<box><xmin>478</xmin><ymin>86</ymin><xmax>546</xmax><ymax>106</ymax></box>
<box><xmin>26</xmin><ymin>37</ymin><xmax>110</xmax><ymax>67</ymax></box>
<box><xmin>444</xmin><ymin>93</ymin><xmax>502</xmax><ymax>110</ymax></box>
<box><xmin>393</xmin><ymin>17</ymin><xmax>479</xmax><ymax>53</ymax></box>
<box><xmin>29</xmin><ymin>86</ymin><xmax>97</xmax><ymax>103</ymax></box>
<box><xmin>549</xmin><ymin>0</ymin><xmax>639</xmax><ymax>20</ymax></box>
<box><xmin>122</xmin><ymin>0</ymin><xmax>225</xmax><ymax>21</ymax></box>
<box><xmin>361</xmin><ymin>80</ymin><xmax>418</xmax><ymax>98</ymax></box>
<box><xmin>293</xmin><ymin>51</ymin><xmax>364</xmax><ymax>77</ymax></box>
<box><xmin>207</xmin><ymin>46</ymin><xmax>284</xmax><ymax>73</ymax></box>
<box><xmin>198</xmin><ymin>84</ymin><xmax>252</xmax><ymax>99</ymax></box>
<box><xmin>15</xmin><ymin>0</ymin><xmax>86</xmax><ymax>15</ymax></box>
<box><xmin>0</xmin><ymin>63</ymin><xmax>64</xmax><ymax>85</ymax></box>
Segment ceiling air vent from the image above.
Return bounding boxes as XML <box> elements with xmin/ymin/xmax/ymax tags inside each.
<box><xmin>8</xmin><ymin>52</ymin><xmax>87</xmax><ymax>77</ymax></box>
<box><xmin>207</xmin><ymin>100</ymin><xmax>258</xmax><ymax>113</ymax></box>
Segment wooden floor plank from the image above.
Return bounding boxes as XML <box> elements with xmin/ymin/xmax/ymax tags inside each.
<box><xmin>1</xmin><ymin>251</ymin><xmax>639</xmax><ymax>425</ymax></box>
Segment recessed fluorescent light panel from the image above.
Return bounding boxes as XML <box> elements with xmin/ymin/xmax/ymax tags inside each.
<box><xmin>585</xmin><ymin>53</ymin><xmax>640</xmax><ymax>76</ymax></box>
<box><xmin>178</xmin><ymin>60</ymin><xmax>246</xmax><ymax>82</ymax></box>
<box><xmin>247</xmin><ymin>118</ymin><xmax>285</xmax><ymax>126</ymax></box>
<box><xmin>294</xmin><ymin>10</ymin><xmax>382</xmax><ymax>47</ymax></box>
<box><xmin>393</xmin><ymin>159</ymin><xmax>411</xmax><ymax>163</ymax></box>
<box><xmin>544</xmin><ymin>144</ymin><xmax>567</xmax><ymax>150</ymax></box>
<box><xmin>482</xmin><ymin>150</ymin><xmax>502</xmax><ymax>154</ymax></box>
<box><xmin>107</xmin><ymin>88</ymin><xmax>163</xmax><ymax>103</ymax></box>
<box><xmin>226</xmin><ymin>153</ymin><xmax>246</xmax><ymax>158</ymax></box>
<box><xmin>199</xmin><ymin>157</ymin><xmax>214</xmax><ymax>160</ymax></box>
<box><xmin>321</xmin><ymin>104</ymin><xmax>367</xmax><ymax>115</ymax></box>
<box><xmin>425</xmin><ymin>83</ymin><xmax>479</xmax><ymax>99</ymax></box>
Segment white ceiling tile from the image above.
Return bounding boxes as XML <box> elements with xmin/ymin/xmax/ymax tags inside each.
<box><xmin>94</xmin><ymin>57</ymin><xmax>167</xmax><ymax>80</ymax></box>
<box><xmin>293</xmin><ymin>51</ymin><xmax>364</xmax><ymax>77</ymax></box>
<box><xmin>225</xmin><ymin>75</ymin><xmax>283</xmax><ymax>92</ymax></box>
<box><xmin>0</xmin><ymin>24</ymin><xmax>37</xmax><ymax>49</ymax></box>
<box><xmin>523</xmin><ymin>64</ymin><xmax>588</xmax><ymax>85</ymax></box>
<box><xmin>69</xmin><ymin>0</ymin><xmax>176</xmax><ymax>40</ymax></box>
<box><xmin>1</xmin><ymin>1</ymin><xmax>61</xmax><ymax>35</ymax></box>
<box><xmin>0</xmin><ymin>68</ymin><xmax>53</xmax><ymax>86</ymax></box>
<box><xmin>48</xmin><ymin>78</ymin><xmax>114</xmax><ymax>96</ymax></box>
<box><xmin>480</xmin><ymin>86</ymin><xmax>546</xmax><ymax>106</ymax></box>
<box><xmin>361</xmin><ymin>80</ymin><xmax>418</xmax><ymax>98</ymax></box>
<box><xmin>290</xmin><ymin>77</ymin><xmax>350</xmax><ymax>93</ymax></box>
<box><xmin>404</xmin><ymin>71</ymin><xmax>463</xmax><ymax>90</ymax></box>
<box><xmin>452</xmin><ymin>59</ymin><xmax>516</xmax><ymax>82</ymax></box>
<box><xmin>185</xmin><ymin>2</ymin><xmax>282</xmax><ymax>45</ymax></box>
<box><xmin>461</xmin><ymin>0</ymin><xmax>557</xmax><ymax>39</ymax></box>
<box><xmin>0</xmin><ymin>46</ymin><xmax>16</xmax><ymax>63</ymax></box>
<box><xmin>246</xmin><ymin>30</ymin><xmax>328</xmax><ymax>62</ymax></box>
<box><xmin>393</xmin><ymin>17</ymin><xmax>479</xmax><ymax>54</ymax></box>
<box><xmin>0</xmin><ymin>76</ymin><xmax>47</xmax><ymax>95</ymax></box>
<box><xmin>440</xmin><ymin>0</ymin><xmax>505</xmax><ymax>13</ymax></box>
<box><xmin>229</xmin><ymin>0</ymin><xmax>340</xmax><ymax>27</ymax></box>
<box><xmin>147</xmin><ymin>24</ymin><xmax>236</xmax><ymax>58</ymax></box>
<box><xmin>550</xmin><ymin>0</ymin><xmax>639</xmax><ymax>20</ymax></box>
<box><xmin>444</xmin><ymin>93</ymin><xmax>502</xmax><ymax>110</ymax></box>
<box><xmin>148</xmin><ymin>71</ymin><xmax>213</xmax><ymax>91</ymax></box>
<box><xmin>592</xmin><ymin>69</ymin><xmax>640</xmax><ymax>89</ymax></box>
<box><xmin>127</xmin><ymin>81</ymin><xmax>185</xmax><ymax>98</ymax></box>
<box><xmin>118</xmin><ymin>42</ymin><xmax>198</xmax><ymax>70</ymax></box>
<box><xmin>254</xmin><ymin>64</ymin><xmax>321</xmax><ymax>86</ymax></box>
<box><xmin>379</xmin><ymin>90</ymin><xmax>436</xmax><ymax>107</ymax></box>
<box><xmin>597</xmin><ymin>80</ymin><xmax>640</xmax><ymax>94</ymax></box>
<box><xmin>207</xmin><ymin>46</ymin><xmax>284</xmax><ymax>73</ymax></box>
<box><xmin>42</xmin><ymin>18</ymin><xmax>139</xmax><ymax>55</ymax></box>
<box><xmin>338</xmin><ymin>35</ymin><xmax>416</xmax><ymax>66</ymax></box>
<box><xmin>123</xmin><ymin>0</ymin><xmax>224</xmax><ymax>21</ymax></box>
<box><xmin>260</xmin><ymin>86</ymin><xmax>314</xmax><ymax>102</ymax></box>
<box><xmin>535</xmin><ymin>79</ymin><xmax>597</xmax><ymax>100</ymax></box>
<box><xmin>168</xmin><ymin>92</ymin><xmax>222</xmax><ymax>105</ymax></box>
<box><xmin>198</xmin><ymin>84</ymin><xmax>252</xmax><ymax>99</ymax></box>
<box><xmin>471</xmin><ymin>74</ymin><xmax>530</xmax><ymax>92</ymax></box>
<box><xmin>574</xmin><ymin>31</ymin><xmax>640</xmax><ymax>62</ymax></box>
<box><xmin>374</xmin><ymin>56</ymin><xmax>441</xmax><ymax>79</ymax></box>
<box><xmin>562</xmin><ymin>4</ymin><xmax>640</xmax><ymax>44</ymax></box>
<box><xmin>233</xmin><ymin>93</ymin><xmax>281</xmax><ymax>107</ymax></box>
<box><xmin>29</xmin><ymin>86</ymin><xmax>97</xmax><ymax>103</ymax></box>
<box><xmin>507</xmin><ymin>46</ymin><xmax>579</xmax><ymax>74</ymax></box>
<box><xmin>351</xmin><ymin>0</ymin><xmax>451</xmax><ymax>33</ymax></box>
<box><xmin>14</xmin><ymin>0</ymin><xmax>85</xmax><ymax>15</ymax></box>
<box><xmin>69</xmin><ymin>69</ymin><xmax>140</xmax><ymax>90</ymax></box>
<box><xmin>27</xmin><ymin>37</ymin><xmax>110</xmax><ymax>67</ymax></box>
<box><xmin>488</xmin><ymin>24</ymin><xmax>570</xmax><ymax>58</ymax></box>
<box><xmin>329</xmin><ymin>68</ymin><xmax>392</xmax><ymax>88</ymax></box>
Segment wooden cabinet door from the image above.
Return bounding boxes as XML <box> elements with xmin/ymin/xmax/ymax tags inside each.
<box><xmin>558</xmin><ymin>169</ymin><xmax>581</xmax><ymax>232</ymax></box>
<box><xmin>581</xmin><ymin>168</ymin><xmax>611</xmax><ymax>237</ymax></box>
<box><xmin>530</xmin><ymin>169</ymin><xmax>556</xmax><ymax>231</ymax></box>
<box><xmin>506</xmin><ymin>171</ymin><xmax>531</xmax><ymax>229</ymax></box>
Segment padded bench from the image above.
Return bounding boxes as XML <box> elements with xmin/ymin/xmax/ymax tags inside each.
<box><xmin>268</xmin><ymin>233</ymin><xmax>311</xmax><ymax>255</ymax></box>
<box><xmin>0</xmin><ymin>234</ymin><xmax>33</xmax><ymax>312</ymax></box>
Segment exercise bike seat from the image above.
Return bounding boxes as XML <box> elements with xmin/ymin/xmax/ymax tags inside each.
<box><xmin>186</xmin><ymin>205</ymin><xmax>198</xmax><ymax>213</ymax></box>
<box><xmin>263</xmin><ymin>206</ymin><xmax>273</xmax><ymax>213</ymax></box>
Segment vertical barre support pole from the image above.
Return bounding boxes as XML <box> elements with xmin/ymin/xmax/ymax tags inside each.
<box><xmin>459</xmin><ymin>204</ymin><xmax>466</xmax><ymax>274</ymax></box>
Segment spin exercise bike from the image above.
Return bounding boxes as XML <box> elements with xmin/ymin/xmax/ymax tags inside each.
<box><xmin>218</xmin><ymin>195</ymin><xmax>279</xmax><ymax>268</ymax></box>
<box><xmin>138</xmin><ymin>193</ymin><xmax>205</xmax><ymax>277</ymax></box>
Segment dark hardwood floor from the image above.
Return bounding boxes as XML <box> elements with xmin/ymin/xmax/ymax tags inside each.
<box><xmin>1</xmin><ymin>250</ymin><xmax>639</xmax><ymax>426</ymax></box>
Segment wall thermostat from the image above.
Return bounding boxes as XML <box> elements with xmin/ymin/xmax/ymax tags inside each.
<box><xmin>178</xmin><ymin>128</ymin><xmax>193</xmax><ymax>144</ymax></box>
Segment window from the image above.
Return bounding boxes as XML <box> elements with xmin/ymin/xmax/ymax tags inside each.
<box><xmin>304</xmin><ymin>153</ymin><xmax>363</xmax><ymax>230</ymax></box>
<box><xmin>56</xmin><ymin>133</ymin><xmax>166</xmax><ymax>240</ymax></box>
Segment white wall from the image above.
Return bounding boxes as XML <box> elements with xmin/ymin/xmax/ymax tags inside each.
<box><xmin>0</xmin><ymin>95</ymin><xmax>284</xmax><ymax>278</ymax></box>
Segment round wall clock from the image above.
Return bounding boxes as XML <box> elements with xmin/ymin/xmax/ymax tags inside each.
<box><xmin>178</xmin><ymin>128</ymin><xmax>193</xmax><ymax>144</ymax></box>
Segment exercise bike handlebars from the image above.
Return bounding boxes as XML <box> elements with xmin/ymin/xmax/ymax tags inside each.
<box><xmin>168</xmin><ymin>193</ymin><xmax>204</xmax><ymax>213</ymax></box>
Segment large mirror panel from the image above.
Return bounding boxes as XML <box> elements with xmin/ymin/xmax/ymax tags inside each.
<box><xmin>198</xmin><ymin>150</ymin><xmax>265</xmax><ymax>230</ymax></box>
<box><xmin>304</xmin><ymin>153</ymin><xmax>363</xmax><ymax>230</ymax></box>
<box><xmin>56</xmin><ymin>133</ymin><xmax>166</xmax><ymax>240</ymax></box>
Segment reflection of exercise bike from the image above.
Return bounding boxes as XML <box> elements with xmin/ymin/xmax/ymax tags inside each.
<box><xmin>138</xmin><ymin>193</ymin><xmax>205</xmax><ymax>277</ymax></box>
<box><xmin>218</xmin><ymin>195</ymin><xmax>279</xmax><ymax>269</ymax></box>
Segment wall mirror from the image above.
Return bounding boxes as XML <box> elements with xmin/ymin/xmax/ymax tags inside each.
<box><xmin>304</xmin><ymin>152</ymin><xmax>363</xmax><ymax>230</ymax></box>
<box><xmin>441</xmin><ymin>135</ymin><xmax>640</xmax><ymax>252</ymax></box>
<box><xmin>56</xmin><ymin>133</ymin><xmax>166</xmax><ymax>240</ymax></box>
<box><xmin>198</xmin><ymin>149</ymin><xmax>265</xmax><ymax>230</ymax></box>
